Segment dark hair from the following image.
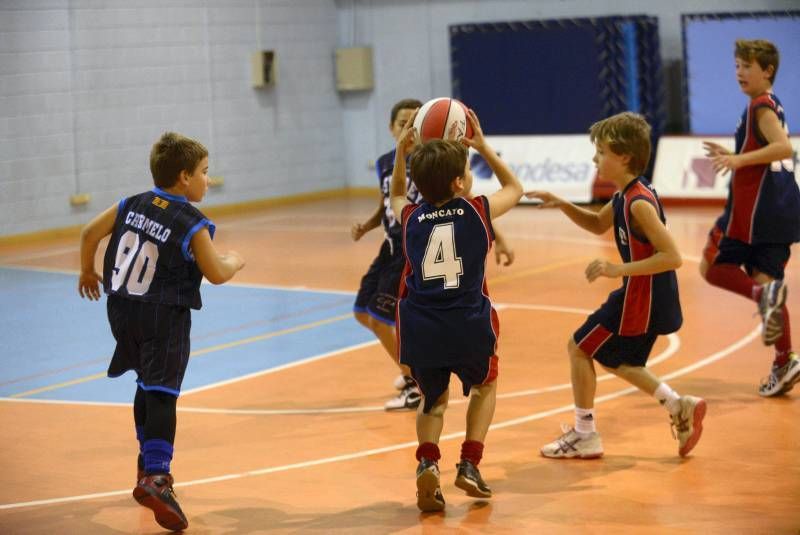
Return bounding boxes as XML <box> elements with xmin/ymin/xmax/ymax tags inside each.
<box><xmin>149</xmin><ymin>132</ymin><xmax>208</xmax><ymax>188</ymax></box>
<box><xmin>409</xmin><ymin>140</ymin><xmax>468</xmax><ymax>204</ymax></box>
<box><xmin>589</xmin><ymin>112</ymin><xmax>651</xmax><ymax>176</ymax></box>
<box><xmin>390</xmin><ymin>98</ymin><xmax>423</xmax><ymax>125</ymax></box>
<box><xmin>735</xmin><ymin>39</ymin><xmax>779</xmax><ymax>84</ymax></box>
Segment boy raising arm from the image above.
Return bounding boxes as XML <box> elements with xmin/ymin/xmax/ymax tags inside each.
<box><xmin>390</xmin><ymin>109</ymin><xmax>522</xmax><ymax>512</ymax></box>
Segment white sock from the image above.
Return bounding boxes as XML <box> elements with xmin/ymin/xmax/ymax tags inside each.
<box><xmin>574</xmin><ymin>407</ymin><xmax>596</xmax><ymax>436</ymax></box>
<box><xmin>654</xmin><ymin>383</ymin><xmax>681</xmax><ymax>415</ymax></box>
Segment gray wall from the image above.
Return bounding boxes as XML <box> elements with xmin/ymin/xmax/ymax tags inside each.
<box><xmin>2</xmin><ymin>0</ymin><xmax>796</xmax><ymax>235</ymax></box>
<box><xmin>1</xmin><ymin>0</ymin><xmax>345</xmax><ymax>236</ymax></box>
<box><xmin>336</xmin><ymin>0</ymin><xmax>799</xmax><ymax>188</ymax></box>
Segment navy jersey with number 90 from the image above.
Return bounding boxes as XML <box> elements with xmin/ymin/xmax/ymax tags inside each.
<box><xmin>102</xmin><ymin>188</ymin><xmax>215</xmax><ymax>310</ymax></box>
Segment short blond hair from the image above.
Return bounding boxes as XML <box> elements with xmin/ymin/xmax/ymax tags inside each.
<box><xmin>735</xmin><ymin>39</ymin><xmax>779</xmax><ymax>84</ymax></box>
<box><xmin>589</xmin><ymin>112</ymin><xmax>651</xmax><ymax>176</ymax></box>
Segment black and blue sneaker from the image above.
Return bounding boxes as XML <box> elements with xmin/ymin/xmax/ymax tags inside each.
<box><xmin>416</xmin><ymin>458</ymin><xmax>445</xmax><ymax>512</ymax></box>
<box><xmin>454</xmin><ymin>459</ymin><xmax>492</xmax><ymax>498</ymax></box>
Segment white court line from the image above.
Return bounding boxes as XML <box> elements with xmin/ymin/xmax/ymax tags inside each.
<box><xmin>0</xmin><ymin>323</ymin><xmax>760</xmax><ymax>511</ymax></box>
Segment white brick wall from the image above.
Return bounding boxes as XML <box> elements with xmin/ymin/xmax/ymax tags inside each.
<box><xmin>1</xmin><ymin>0</ymin><xmax>346</xmax><ymax>235</ymax></box>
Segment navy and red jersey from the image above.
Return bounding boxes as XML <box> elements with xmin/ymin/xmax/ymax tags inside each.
<box><xmin>396</xmin><ymin>196</ymin><xmax>498</xmax><ymax>368</ymax></box>
<box><xmin>594</xmin><ymin>178</ymin><xmax>682</xmax><ymax>336</ymax></box>
<box><xmin>376</xmin><ymin>148</ymin><xmax>423</xmax><ymax>251</ymax></box>
<box><xmin>717</xmin><ymin>92</ymin><xmax>800</xmax><ymax>245</ymax></box>
<box><xmin>102</xmin><ymin>188</ymin><xmax>215</xmax><ymax>310</ymax></box>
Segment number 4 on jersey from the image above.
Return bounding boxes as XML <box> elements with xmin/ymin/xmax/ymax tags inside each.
<box><xmin>422</xmin><ymin>223</ymin><xmax>463</xmax><ymax>289</ymax></box>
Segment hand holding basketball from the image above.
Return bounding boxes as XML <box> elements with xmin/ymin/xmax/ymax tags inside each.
<box><xmin>459</xmin><ymin>109</ymin><xmax>486</xmax><ymax>152</ymax></box>
<box><xmin>396</xmin><ymin>108</ymin><xmax>419</xmax><ymax>156</ymax></box>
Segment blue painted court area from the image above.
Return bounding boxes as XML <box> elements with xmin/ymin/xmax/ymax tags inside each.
<box><xmin>0</xmin><ymin>267</ymin><xmax>371</xmax><ymax>403</ymax></box>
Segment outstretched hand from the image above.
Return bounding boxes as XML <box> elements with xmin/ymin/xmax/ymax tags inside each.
<box><xmin>78</xmin><ymin>271</ymin><xmax>103</xmax><ymax>300</ymax></box>
<box><xmin>524</xmin><ymin>190</ymin><xmax>563</xmax><ymax>208</ymax></box>
<box><xmin>702</xmin><ymin>141</ymin><xmax>741</xmax><ymax>173</ymax></box>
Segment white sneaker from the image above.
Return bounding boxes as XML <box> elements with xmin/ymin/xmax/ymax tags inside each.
<box><xmin>759</xmin><ymin>353</ymin><xmax>800</xmax><ymax>397</ymax></box>
<box><xmin>758</xmin><ymin>280</ymin><xmax>787</xmax><ymax>345</ymax></box>
<box><xmin>541</xmin><ymin>424</ymin><xmax>603</xmax><ymax>459</ymax></box>
<box><xmin>393</xmin><ymin>374</ymin><xmax>410</xmax><ymax>390</ymax></box>
<box><xmin>670</xmin><ymin>395</ymin><xmax>706</xmax><ymax>457</ymax></box>
<box><xmin>384</xmin><ymin>384</ymin><xmax>421</xmax><ymax>411</ymax></box>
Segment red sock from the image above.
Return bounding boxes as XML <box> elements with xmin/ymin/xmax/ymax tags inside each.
<box><xmin>774</xmin><ymin>306</ymin><xmax>792</xmax><ymax>367</ymax></box>
<box><xmin>416</xmin><ymin>442</ymin><xmax>441</xmax><ymax>462</ymax></box>
<box><xmin>460</xmin><ymin>440</ymin><xmax>484</xmax><ymax>466</ymax></box>
<box><xmin>705</xmin><ymin>264</ymin><xmax>760</xmax><ymax>301</ymax></box>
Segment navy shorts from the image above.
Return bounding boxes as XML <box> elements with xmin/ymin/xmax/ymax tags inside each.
<box><xmin>573</xmin><ymin>315</ymin><xmax>657</xmax><ymax>369</ymax></box>
<box><xmin>411</xmin><ymin>356</ymin><xmax>498</xmax><ymax>413</ymax></box>
<box><xmin>354</xmin><ymin>239</ymin><xmax>404</xmax><ymax>325</ymax></box>
<box><xmin>106</xmin><ymin>295</ymin><xmax>192</xmax><ymax>396</ymax></box>
<box><xmin>704</xmin><ymin>224</ymin><xmax>791</xmax><ymax>280</ymax></box>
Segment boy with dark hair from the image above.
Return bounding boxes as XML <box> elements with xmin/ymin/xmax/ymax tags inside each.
<box><xmin>78</xmin><ymin>132</ymin><xmax>245</xmax><ymax>531</ymax></box>
<box><xmin>352</xmin><ymin>99</ymin><xmax>514</xmax><ymax>410</ymax></box>
<box><xmin>527</xmin><ymin>112</ymin><xmax>706</xmax><ymax>460</ymax></box>
<box><xmin>390</xmin><ymin>109</ymin><xmax>522</xmax><ymax>512</ymax></box>
<box><xmin>700</xmin><ymin>39</ymin><xmax>799</xmax><ymax>397</ymax></box>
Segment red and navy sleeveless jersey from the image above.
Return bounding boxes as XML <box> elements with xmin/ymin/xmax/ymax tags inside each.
<box><xmin>595</xmin><ymin>178</ymin><xmax>682</xmax><ymax>336</ymax></box>
<box><xmin>376</xmin><ymin>148</ymin><xmax>422</xmax><ymax>251</ymax></box>
<box><xmin>718</xmin><ymin>92</ymin><xmax>800</xmax><ymax>244</ymax></box>
<box><xmin>102</xmin><ymin>188</ymin><xmax>215</xmax><ymax>310</ymax></box>
<box><xmin>396</xmin><ymin>196</ymin><xmax>498</xmax><ymax>367</ymax></box>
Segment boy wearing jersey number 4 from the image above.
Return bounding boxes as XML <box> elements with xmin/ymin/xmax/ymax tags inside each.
<box><xmin>700</xmin><ymin>39</ymin><xmax>800</xmax><ymax>397</ymax></box>
<box><xmin>78</xmin><ymin>132</ymin><xmax>245</xmax><ymax>531</ymax></box>
<box><xmin>352</xmin><ymin>98</ymin><xmax>515</xmax><ymax>411</ymax></box>
<box><xmin>390</xmin><ymin>109</ymin><xmax>522</xmax><ymax>512</ymax></box>
<box><xmin>527</xmin><ymin>112</ymin><xmax>706</xmax><ymax>460</ymax></box>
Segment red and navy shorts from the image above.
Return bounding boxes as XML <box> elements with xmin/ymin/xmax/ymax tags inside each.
<box><xmin>411</xmin><ymin>355</ymin><xmax>498</xmax><ymax>413</ymax></box>
<box><xmin>573</xmin><ymin>316</ymin><xmax>657</xmax><ymax>369</ymax></box>
<box><xmin>703</xmin><ymin>223</ymin><xmax>791</xmax><ymax>280</ymax></box>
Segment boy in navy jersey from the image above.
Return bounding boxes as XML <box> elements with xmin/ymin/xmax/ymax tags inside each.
<box><xmin>78</xmin><ymin>132</ymin><xmax>245</xmax><ymax>531</ymax></box>
<box><xmin>527</xmin><ymin>112</ymin><xmax>706</xmax><ymax>460</ymax></box>
<box><xmin>352</xmin><ymin>98</ymin><xmax>425</xmax><ymax>411</ymax></box>
<box><xmin>352</xmin><ymin>99</ymin><xmax>515</xmax><ymax>411</ymax></box>
<box><xmin>390</xmin><ymin>109</ymin><xmax>522</xmax><ymax>512</ymax></box>
<box><xmin>700</xmin><ymin>39</ymin><xmax>799</xmax><ymax>397</ymax></box>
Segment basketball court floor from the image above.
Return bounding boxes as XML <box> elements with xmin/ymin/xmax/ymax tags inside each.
<box><xmin>0</xmin><ymin>194</ymin><xmax>798</xmax><ymax>533</ymax></box>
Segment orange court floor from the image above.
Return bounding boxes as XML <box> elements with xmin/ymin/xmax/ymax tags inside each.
<box><xmin>0</xmin><ymin>194</ymin><xmax>798</xmax><ymax>534</ymax></box>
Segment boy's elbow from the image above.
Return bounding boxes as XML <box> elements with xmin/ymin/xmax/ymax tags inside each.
<box><xmin>670</xmin><ymin>252</ymin><xmax>683</xmax><ymax>270</ymax></box>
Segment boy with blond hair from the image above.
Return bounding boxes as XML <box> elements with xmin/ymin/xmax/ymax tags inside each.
<box><xmin>700</xmin><ymin>39</ymin><xmax>799</xmax><ymax>396</ymax></box>
<box><xmin>79</xmin><ymin>132</ymin><xmax>245</xmax><ymax>531</ymax></box>
<box><xmin>390</xmin><ymin>109</ymin><xmax>522</xmax><ymax>512</ymax></box>
<box><xmin>527</xmin><ymin>112</ymin><xmax>705</xmax><ymax>459</ymax></box>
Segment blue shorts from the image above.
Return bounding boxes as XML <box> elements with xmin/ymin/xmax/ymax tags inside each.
<box><xmin>411</xmin><ymin>356</ymin><xmax>498</xmax><ymax>413</ymax></box>
<box><xmin>354</xmin><ymin>239</ymin><xmax>404</xmax><ymax>325</ymax></box>
<box><xmin>106</xmin><ymin>295</ymin><xmax>191</xmax><ymax>396</ymax></box>
<box><xmin>573</xmin><ymin>315</ymin><xmax>657</xmax><ymax>369</ymax></box>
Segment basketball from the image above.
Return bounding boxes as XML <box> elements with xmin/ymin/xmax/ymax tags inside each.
<box><xmin>413</xmin><ymin>97</ymin><xmax>474</xmax><ymax>143</ymax></box>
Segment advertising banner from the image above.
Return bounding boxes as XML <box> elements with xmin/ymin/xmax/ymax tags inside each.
<box><xmin>469</xmin><ymin>135</ymin><xmax>596</xmax><ymax>203</ymax></box>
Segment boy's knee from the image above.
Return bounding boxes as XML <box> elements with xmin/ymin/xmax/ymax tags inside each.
<box><xmin>354</xmin><ymin>311</ymin><xmax>370</xmax><ymax>328</ymax></box>
<box><xmin>471</xmin><ymin>381</ymin><xmax>496</xmax><ymax>398</ymax></box>
<box><xmin>427</xmin><ymin>391</ymin><xmax>449</xmax><ymax>416</ymax></box>
<box><xmin>698</xmin><ymin>259</ymin><xmax>709</xmax><ymax>280</ymax></box>
<box><xmin>568</xmin><ymin>338</ymin><xmax>589</xmax><ymax>359</ymax></box>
